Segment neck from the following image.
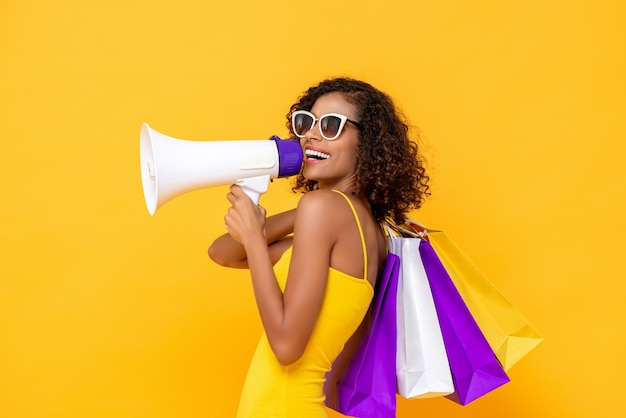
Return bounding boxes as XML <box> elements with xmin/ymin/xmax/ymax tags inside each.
<box><xmin>317</xmin><ymin>175</ymin><xmax>358</xmax><ymax>195</ymax></box>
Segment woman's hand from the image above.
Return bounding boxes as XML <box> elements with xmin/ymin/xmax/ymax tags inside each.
<box><xmin>224</xmin><ymin>185</ymin><xmax>267</xmax><ymax>247</ymax></box>
<box><xmin>209</xmin><ymin>197</ymin><xmax>296</xmax><ymax>269</ymax></box>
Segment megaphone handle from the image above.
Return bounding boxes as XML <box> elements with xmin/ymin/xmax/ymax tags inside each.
<box><xmin>237</xmin><ymin>175</ymin><xmax>270</xmax><ymax>205</ymax></box>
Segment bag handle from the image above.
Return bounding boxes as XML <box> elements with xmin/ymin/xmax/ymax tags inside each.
<box><xmin>403</xmin><ymin>218</ymin><xmax>429</xmax><ymax>240</ymax></box>
<box><xmin>383</xmin><ymin>218</ymin><xmax>429</xmax><ymax>241</ymax></box>
<box><xmin>382</xmin><ymin>222</ymin><xmax>396</xmax><ymax>237</ymax></box>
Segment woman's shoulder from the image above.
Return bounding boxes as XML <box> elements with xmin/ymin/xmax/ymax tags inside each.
<box><xmin>296</xmin><ymin>189</ymin><xmax>352</xmax><ymax>210</ymax></box>
<box><xmin>295</xmin><ymin>190</ymin><xmax>355</xmax><ymax>224</ymax></box>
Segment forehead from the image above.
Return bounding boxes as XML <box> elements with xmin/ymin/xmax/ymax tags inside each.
<box><xmin>310</xmin><ymin>92</ymin><xmax>357</xmax><ymax>119</ymax></box>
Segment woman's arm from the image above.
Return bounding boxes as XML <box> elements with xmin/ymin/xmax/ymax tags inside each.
<box><xmin>222</xmin><ymin>186</ymin><xmax>345</xmax><ymax>365</ymax></box>
<box><xmin>208</xmin><ymin>207</ymin><xmax>296</xmax><ymax>268</ymax></box>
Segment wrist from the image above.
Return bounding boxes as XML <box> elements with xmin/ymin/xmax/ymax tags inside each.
<box><xmin>242</xmin><ymin>232</ymin><xmax>267</xmax><ymax>251</ymax></box>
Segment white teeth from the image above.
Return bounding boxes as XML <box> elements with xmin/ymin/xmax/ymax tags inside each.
<box><xmin>305</xmin><ymin>149</ymin><xmax>330</xmax><ymax>160</ymax></box>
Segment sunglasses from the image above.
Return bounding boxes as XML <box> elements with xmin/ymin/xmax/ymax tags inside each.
<box><xmin>291</xmin><ymin>110</ymin><xmax>362</xmax><ymax>141</ymax></box>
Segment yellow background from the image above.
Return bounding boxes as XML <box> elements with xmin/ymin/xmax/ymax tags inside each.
<box><xmin>1</xmin><ymin>1</ymin><xmax>624</xmax><ymax>417</ymax></box>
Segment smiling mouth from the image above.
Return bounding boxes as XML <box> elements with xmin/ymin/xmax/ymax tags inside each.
<box><xmin>305</xmin><ymin>149</ymin><xmax>330</xmax><ymax>160</ymax></box>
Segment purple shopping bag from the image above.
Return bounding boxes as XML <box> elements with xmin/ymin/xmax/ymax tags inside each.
<box><xmin>325</xmin><ymin>253</ymin><xmax>400</xmax><ymax>418</ymax></box>
<box><xmin>419</xmin><ymin>240</ymin><xmax>510</xmax><ymax>405</ymax></box>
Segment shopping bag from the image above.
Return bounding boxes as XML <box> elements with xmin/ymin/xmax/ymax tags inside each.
<box><xmin>419</xmin><ymin>239</ymin><xmax>510</xmax><ymax>405</ymax></box>
<box><xmin>325</xmin><ymin>253</ymin><xmax>400</xmax><ymax>418</ymax></box>
<box><xmin>407</xmin><ymin>220</ymin><xmax>543</xmax><ymax>371</ymax></box>
<box><xmin>386</xmin><ymin>227</ymin><xmax>454</xmax><ymax>399</ymax></box>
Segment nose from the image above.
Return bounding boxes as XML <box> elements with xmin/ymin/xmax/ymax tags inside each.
<box><xmin>304</xmin><ymin>119</ymin><xmax>323</xmax><ymax>141</ymax></box>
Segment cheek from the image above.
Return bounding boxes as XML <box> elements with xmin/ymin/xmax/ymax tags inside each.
<box><xmin>347</xmin><ymin>139</ymin><xmax>360</xmax><ymax>164</ymax></box>
<box><xmin>342</xmin><ymin>145</ymin><xmax>360</xmax><ymax>172</ymax></box>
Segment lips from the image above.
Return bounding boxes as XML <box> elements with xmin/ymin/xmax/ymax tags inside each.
<box><xmin>304</xmin><ymin>146</ymin><xmax>330</xmax><ymax>162</ymax></box>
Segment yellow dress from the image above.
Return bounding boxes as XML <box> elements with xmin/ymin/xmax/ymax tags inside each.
<box><xmin>237</xmin><ymin>191</ymin><xmax>375</xmax><ymax>418</ymax></box>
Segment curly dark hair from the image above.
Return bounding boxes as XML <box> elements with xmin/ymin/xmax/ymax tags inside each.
<box><xmin>287</xmin><ymin>77</ymin><xmax>430</xmax><ymax>224</ymax></box>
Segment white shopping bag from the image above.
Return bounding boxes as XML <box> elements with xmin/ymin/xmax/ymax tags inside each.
<box><xmin>387</xmin><ymin>226</ymin><xmax>455</xmax><ymax>399</ymax></box>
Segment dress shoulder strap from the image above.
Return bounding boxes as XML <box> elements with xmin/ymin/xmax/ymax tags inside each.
<box><xmin>331</xmin><ymin>190</ymin><xmax>368</xmax><ymax>282</ymax></box>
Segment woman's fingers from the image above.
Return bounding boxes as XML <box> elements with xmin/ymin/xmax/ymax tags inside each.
<box><xmin>223</xmin><ymin>185</ymin><xmax>267</xmax><ymax>244</ymax></box>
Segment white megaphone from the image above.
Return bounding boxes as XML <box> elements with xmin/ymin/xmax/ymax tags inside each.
<box><xmin>140</xmin><ymin>123</ymin><xmax>303</xmax><ymax>215</ymax></box>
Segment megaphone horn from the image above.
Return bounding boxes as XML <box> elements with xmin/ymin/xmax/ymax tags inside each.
<box><xmin>139</xmin><ymin>123</ymin><xmax>303</xmax><ymax>215</ymax></box>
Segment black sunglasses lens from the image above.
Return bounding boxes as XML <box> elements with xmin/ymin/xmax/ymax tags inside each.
<box><xmin>294</xmin><ymin>113</ymin><xmax>313</xmax><ymax>136</ymax></box>
<box><xmin>320</xmin><ymin>115</ymin><xmax>341</xmax><ymax>139</ymax></box>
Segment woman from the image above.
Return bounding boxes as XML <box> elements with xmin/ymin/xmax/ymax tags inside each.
<box><xmin>208</xmin><ymin>77</ymin><xmax>429</xmax><ymax>417</ymax></box>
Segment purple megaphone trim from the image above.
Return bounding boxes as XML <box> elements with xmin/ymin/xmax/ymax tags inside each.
<box><xmin>271</xmin><ymin>135</ymin><xmax>303</xmax><ymax>178</ymax></box>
